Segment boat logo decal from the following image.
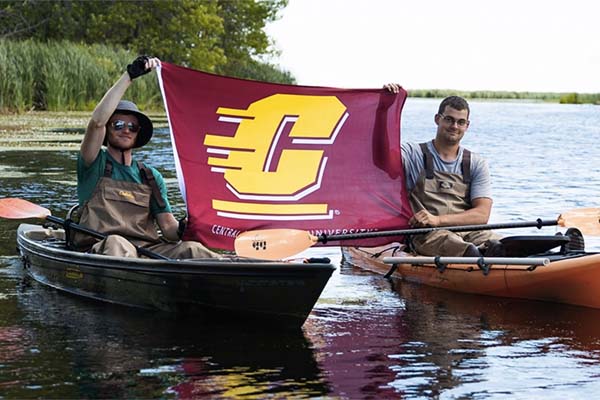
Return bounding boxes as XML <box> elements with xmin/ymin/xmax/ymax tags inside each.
<box><xmin>65</xmin><ymin>267</ymin><xmax>83</xmax><ymax>280</ymax></box>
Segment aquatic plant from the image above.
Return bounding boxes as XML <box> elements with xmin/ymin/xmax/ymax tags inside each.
<box><xmin>0</xmin><ymin>39</ymin><xmax>161</xmax><ymax>113</ymax></box>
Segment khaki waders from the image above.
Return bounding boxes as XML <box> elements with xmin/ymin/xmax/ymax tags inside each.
<box><xmin>73</xmin><ymin>160</ymin><xmax>220</xmax><ymax>259</ymax></box>
<box><xmin>408</xmin><ymin>143</ymin><xmax>499</xmax><ymax>256</ymax></box>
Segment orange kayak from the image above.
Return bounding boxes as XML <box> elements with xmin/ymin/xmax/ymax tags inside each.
<box><xmin>341</xmin><ymin>241</ymin><xmax>600</xmax><ymax>309</ymax></box>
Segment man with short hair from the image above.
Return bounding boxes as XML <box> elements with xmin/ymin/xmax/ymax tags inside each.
<box><xmin>385</xmin><ymin>84</ymin><xmax>502</xmax><ymax>257</ymax></box>
<box><xmin>74</xmin><ymin>56</ymin><xmax>220</xmax><ymax>259</ymax></box>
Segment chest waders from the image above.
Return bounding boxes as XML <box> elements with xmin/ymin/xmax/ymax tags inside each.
<box><xmin>409</xmin><ymin>143</ymin><xmax>498</xmax><ymax>256</ymax></box>
<box><xmin>72</xmin><ymin>160</ymin><xmax>165</xmax><ymax>251</ymax></box>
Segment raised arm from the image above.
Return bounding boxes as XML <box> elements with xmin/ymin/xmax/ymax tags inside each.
<box><xmin>79</xmin><ymin>56</ymin><xmax>160</xmax><ymax>166</ymax></box>
<box><xmin>80</xmin><ymin>73</ymin><xmax>132</xmax><ymax>166</ymax></box>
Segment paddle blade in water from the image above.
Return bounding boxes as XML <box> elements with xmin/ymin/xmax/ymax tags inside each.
<box><xmin>0</xmin><ymin>198</ymin><xmax>51</xmax><ymax>219</ymax></box>
<box><xmin>235</xmin><ymin>229</ymin><xmax>318</xmax><ymax>260</ymax></box>
<box><xmin>557</xmin><ymin>208</ymin><xmax>600</xmax><ymax>236</ymax></box>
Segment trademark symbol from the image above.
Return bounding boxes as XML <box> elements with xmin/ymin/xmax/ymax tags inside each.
<box><xmin>334</xmin><ymin>209</ymin><xmax>341</xmax><ymax>216</ymax></box>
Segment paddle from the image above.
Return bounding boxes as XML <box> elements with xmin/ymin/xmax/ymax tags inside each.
<box><xmin>0</xmin><ymin>198</ymin><xmax>170</xmax><ymax>260</ymax></box>
<box><xmin>234</xmin><ymin>207</ymin><xmax>600</xmax><ymax>259</ymax></box>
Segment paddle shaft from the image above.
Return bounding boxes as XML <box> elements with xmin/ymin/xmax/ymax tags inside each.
<box><xmin>317</xmin><ymin>218</ymin><xmax>557</xmax><ymax>243</ymax></box>
<box><xmin>45</xmin><ymin>215</ymin><xmax>170</xmax><ymax>261</ymax></box>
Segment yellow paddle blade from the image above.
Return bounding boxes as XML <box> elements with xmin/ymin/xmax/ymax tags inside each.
<box><xmin>557</xmin><ymin>207</ymin><xmax>600</xmax><ymax>236</ymax></box>
<box><xmin>234</xmin><ymin>229</ymin><xmax>318</xmax><ymax>260</ymax></box>
<box><xmin>0</xmin><ymin>198</ymin><xmax>51</xmax><ymax>219</ymax></box>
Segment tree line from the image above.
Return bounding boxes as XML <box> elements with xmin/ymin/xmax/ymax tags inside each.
<box><xmin>1</xmin><ymin>1</ymin><xmax>597</xmax><ymax>111</ymax></box>
<box><xmin>0</xmin><ymin>0</ymin><xmax>295</xmax><ymax>80</ymax></box>
<box><xmin>409</xmin><ymin>89</ymin><xmax>600</xmax><ymax>105</ymax></box>
<box><xmin>0</xmin><ymin>0</ymin><xmax>294</xmax><ymax>85</ymax></box>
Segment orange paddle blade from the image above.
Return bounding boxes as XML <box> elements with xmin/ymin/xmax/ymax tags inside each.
<box><xmin>235</xmin><ymin>229</ymin><xmax>318</xmax><ymax>260</ymax></box>
<box><xmin>557</xmin><ymin>208</ymin><xmax>600</xmax><ymax>236</ymax></box>
<box><xmin>0</xmin><ymin>198</ymin><xmax>51</xmax><ymax>219</ymax></box>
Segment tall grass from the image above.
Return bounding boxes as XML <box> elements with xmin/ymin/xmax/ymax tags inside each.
<box><xmin>0</xmin><ymin>39</ymin><xmax>161</xmax><ymax>113</ymax></box>
<box><xmin>1</xmin><ymin>39</ymin><xmax>599</xmax><ymax>112</ymax></box>
<box><xmin>0</xmin><ymin>40</ymin><xmax>36</xmax><ymax>111</ymax></box>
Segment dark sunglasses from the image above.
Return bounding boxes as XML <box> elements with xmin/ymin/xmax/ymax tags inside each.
<box><xmin>110</xmin><ymin>120</ymin><xmax>140</xmax><ymax>133</ymax></box>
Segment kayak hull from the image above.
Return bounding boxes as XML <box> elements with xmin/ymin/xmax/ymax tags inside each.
<box><xmin>17</xmin><ymin>224</ymin><xmax>335</xmax><ymax>328</ymax></box>
<box><xmin>342</xmin><ymin>244</ymin><xmax>600</xmax><ymax>309</ymax></box>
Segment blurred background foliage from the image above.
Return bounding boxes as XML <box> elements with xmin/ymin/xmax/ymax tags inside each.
<box><xmin>0</xmin><ymin>0</ymin><xmax>295</xmax><ymax>112</ymax></box>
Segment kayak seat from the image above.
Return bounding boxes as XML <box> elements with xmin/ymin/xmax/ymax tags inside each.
<box><xmin>64</xmin><ymin>204</ymin><xmax>82</xmax><ymax>250</ymax></box>
<box><xmin>25</xmin><ymin>227</ymin><xmax>66</xmax><ymax>242</ymax></box>
<box><xmin>499</xmin><ymin>235</ymin><xmax>571</xmax><ymax>257</ymax></box>
<box><xmin>562</xmin><ymin>227</ymin><xmax>585</xmax><ymax>252</ymax></box>
<box><xmin>66</xmin><ymin>204</ymin><xmax>81</xmax><ymax>222</ymax></box>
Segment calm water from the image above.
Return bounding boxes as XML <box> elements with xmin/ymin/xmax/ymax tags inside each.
<box><xmin>1</xmin><ymin>99</ymin><xmax>599</xmax><ymax>399</ymax></box>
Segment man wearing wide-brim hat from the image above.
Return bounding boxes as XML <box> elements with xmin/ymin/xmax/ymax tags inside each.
<box><xmin>74</xmin><ymin>55</ymin><xmax>221</xmax><ymax>259</ymax></box>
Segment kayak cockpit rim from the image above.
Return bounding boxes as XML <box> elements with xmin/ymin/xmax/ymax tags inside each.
<box><xmin>16</xmin><ymin>223</ymin><xmax>336</xmax><ymax>270</ymax></box>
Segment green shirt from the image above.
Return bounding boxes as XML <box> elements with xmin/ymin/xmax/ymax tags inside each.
<box><xmin>77</xmin><ymin>149</ymin><xmax>171</xmax><ymax>215</ymax></box>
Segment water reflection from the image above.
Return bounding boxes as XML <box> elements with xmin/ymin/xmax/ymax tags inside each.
<box><xmin>294</xmin><ymin>255</ymin><xmax>600</xmax><ymax>399</ymax></box>
<box><xmin>0</xmin><ymin>258</ymin><xmax>329</xmax><ymax>398</ymax></box>
<box><xmin>3</xmin><ymin>241</ymin><xmax>600</xmax><ymax>398</ymax></box>
<box><xmin>1</xmin><ymin>101</ymin><xmax>600</xmax><ymax>398</ymax></box>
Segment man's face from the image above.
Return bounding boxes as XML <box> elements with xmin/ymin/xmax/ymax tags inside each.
<box><xmin>106</xmin><ymin>114</ymin><xmax>139</xmax><ymax>150</ymax></box>
<box><xmin>434</xmin><ymin>106</ymin><xmax>470</xmax><ymax>145</ymax></box>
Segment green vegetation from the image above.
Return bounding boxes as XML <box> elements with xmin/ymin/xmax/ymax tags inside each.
<box><xmin>558</xmin><ymin>92</ymin><xmax>600</xmax><ymax>104</ymax></box>
<box><xmin>409</xmin><ymin>89</ymin><xmax>600</xmax><ymax>105</ymax></box>
<box><xmin>215</xmin><ymin>0</ymin><xmax>292</xmax><ymax>81</ymax></box>
<box><xmin>0</xmin><ymin>0</ymin><xmax>295</xmax><ymax>112</ymax></box>
<box><xmin>0</xmin><ymin>0</ymin><xmax>292</xmax><ymax>78</ymax></box>
<box><xmin>0</xmin><ymin>40</ymin><xmax>161</xmax><ymax>112</ymax></box>
<box><xmin>1</xmin><ymin>1</ymin><xmax>597</xmax><ymax>111</ymax></box>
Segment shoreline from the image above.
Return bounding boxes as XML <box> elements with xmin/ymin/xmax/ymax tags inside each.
<box><xmin>0</xmin><ymin>111</ymin><xmax>168</xmax><ymax>150</ymax></box>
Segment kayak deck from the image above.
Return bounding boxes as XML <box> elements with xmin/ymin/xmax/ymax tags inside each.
<box><xmin>17</xmin><ymin>224</ymin><xmax>335</xmax><ymax>328</ymax></box>
<box><xmin>342</xmin><ymin>241</ymin><xmax>600</xmax><ymax>309</ymax></box>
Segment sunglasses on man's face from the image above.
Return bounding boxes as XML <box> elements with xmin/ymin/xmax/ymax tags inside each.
<box><xmin>110</xmin><ymin>120</ymin><xmax>140</xmax><ymax>133</ymax></box>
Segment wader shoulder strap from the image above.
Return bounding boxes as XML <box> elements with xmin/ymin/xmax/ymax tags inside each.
<box><xmin>461</xmin><ymin>148</ymin><xmax>471</xmax><ymax>184</ymax></box>
<box><xmin>419</xmin><ymin>142</ymin><xmax>434</xmax><ymax>179</ymax></box>
<box><xmin>420</xmin><ymin>143</ymin><xmax>472</xmax><ymax>184</ymax></box>
<box><xmin>137</xmin><ymin>162</ymin><xmax>166</xmax><ymax>209</ymax></box>
<box><xmin>104</xmin><ymin>159</ymin><xmax>113</xmax><ymax>177</ymax></box>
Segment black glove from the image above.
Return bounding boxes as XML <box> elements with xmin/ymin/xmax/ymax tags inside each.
<box><xmin>127</xmin><ymin>55</ymin><xmax>151</xmax><ymax>80</ymax></box>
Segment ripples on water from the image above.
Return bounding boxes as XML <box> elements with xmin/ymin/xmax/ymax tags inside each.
<box><xmin>403</xmin><ymin>100</ymin><xmax>600</xmax><ymax>249</ymax></box>
<box><xmin>1</xmin><ymin>99</ymin><xmax>599</xmax><ymax>398</ymax></box>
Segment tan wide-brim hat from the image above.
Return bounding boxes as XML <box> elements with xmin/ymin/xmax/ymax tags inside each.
<box><xmin>105</xmin><ymin>100</ymin><xmax>153</xmax><ymax>148</ymax></box>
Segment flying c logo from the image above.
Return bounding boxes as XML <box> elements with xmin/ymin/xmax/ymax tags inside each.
<box><xmin>204</xmin><ymin>94</ymin><xmax>348</xmax><ymax>220</ymax></box>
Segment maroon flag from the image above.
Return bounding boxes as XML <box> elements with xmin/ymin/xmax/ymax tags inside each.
<box><xmin>158</xmin><ymin>62</ymin><xmax>412</xmax><ymax>250</ymax></box>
